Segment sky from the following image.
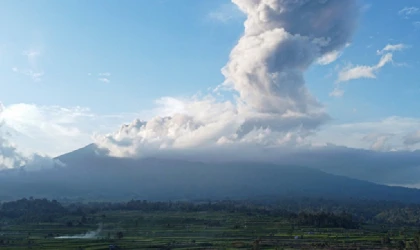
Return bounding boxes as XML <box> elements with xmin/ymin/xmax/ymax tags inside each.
<box><xmin>1</xmin><ymin>0</ymin><xmax>420</xmax><ymax>184</ymax></box>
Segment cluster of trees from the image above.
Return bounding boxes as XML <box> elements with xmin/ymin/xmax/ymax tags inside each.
<box><xmin>0</xmin><ymin>198</ymin><xmax>67</xmax><ymax>223</ymax></box>
<box><xmin>65</xmin><ymin>199</ymin><xmax>296</xmax><ymax>217</ymax></box>
<box><xmin>3</xmin><ymin>197</ymin><xmax>420</xmax><ymax>227</ymax></box>
<box><xmin>375</xmin><ymin>207</ymin><xmax>420</xmax><ymax>225</ymax></box>
<box><xmin>295</xmin><ymin>212</ymin><xmax>357</xmax><ymax>229</ymax></box>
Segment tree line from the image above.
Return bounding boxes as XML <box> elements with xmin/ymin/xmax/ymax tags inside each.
<box><xmin>2</xmin><ymin>197</ymin><xmax>420</xmax><ymax>227</ymax></box>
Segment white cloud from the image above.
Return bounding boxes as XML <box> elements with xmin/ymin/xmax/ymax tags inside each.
<box><xmin>0</xmin><ymin>104</ymin><xmax>91</xmax><ymax>156</ymax></box>
<box><xmin>98</xmin><ymin>78</ymin><xmax>110</xmax><ymax>83</ymax></box>
<box><xmin>0</xmin><ymin>103</ymin><xmax>141</xmax><ymax>157</ymax></box>
<box><xmin>317</xmin><ymin>50</ymin><xmax>341</xmax><ymax>65</ymax></box>
<box><xmin>337</xmin><ymin>53</ymin><xmax>392</xmax><ymax>82</ymax></box>
<box><xmin>376</xmin><ymin>43</ymin><xmax>409</xmax><ymax>55</ymax></box>
<box><xmin>389</xmin><ymin>183</ymin><xmax>420</xmax><ymax>189</ymax></box>
<box><xmin>398</xmin><ymin>7</ymin><xmax>420</xmax><ymax>18</ymax></box>
<box><xmin>0</xmin><ymin>107</ymin><xmax>65</xmax><ymax>170</ymax></box>
<box><xmin>362</xmin><ymin>133</ymin><xmax>394</xmax><ymax>151</ymax></box>
<box><xmin>0</xmin><ymin>131</ymin><xmax>26</xmax><ymax>169</ymax></box>
<box><xmin>94</xmin><ymin>111</ymin><xmax>420</xmax><ymax>186</ymax></box>
<box><xmin>332</xmin><ymin>43</ymin><xmax>409</xmax><ymax>97</ymax></box>
<box><xmin>98</xmin><ymin>73</ymin><xmax>111</xmax><ymax>83</ymax></box>
<box><xmin>95</xmin><ymin>96</ymin><xmax>252</xmax><ymax>158</ymax></box>
<box><xmin>12</xmin><ymin>49</ymin><xmax>44</xmax><ymax>82</ymax></box>
<box><xmin>338</xmin><ymin>64</ymin><xmax>376</xmax><ymax>81</ymax></box>
<box><xmin>28</xmin><ymin>71</ymin><xmax>44</xmax><ymax>82</ymax></box>
<box><xmin>312</xmin><ymin>116</ymin><xmax>420</xmax><ymax>151</ymax></box>
<box><xmin>207</xmin><ymin>3</ymin><xmax>244</xmax><ymax>23</ymax></box>
<box><xmin>12</xmin><ymin>68</ymin><xmax>44</xmax><ymax>82</ymax></box>
<box><xmin>337</xmin><ymin>43</ymin><xmax>409</xmax><ymax>82</ymax></box>
<box><xmin>22</xmin><ymin>49</ymin><xmax>40</xmax><ymax>61</ymax></box>
<box><xmin>329</xmin><ymin>86</ymin><xmax>344</xmax><ymax>97</ymax></box>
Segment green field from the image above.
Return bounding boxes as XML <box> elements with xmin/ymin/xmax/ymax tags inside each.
<box><xmin>1</xmin><ymin>209</ymin><xmax>418</xmax><ymax>249</ymax></box>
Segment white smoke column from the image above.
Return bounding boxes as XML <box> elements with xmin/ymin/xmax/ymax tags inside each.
<box><xmin>55</xmin><ymin>224</ymin><xmax>103</xmax><ymax>239</ymax></box>
<box><xmin>95</xmin><ymin>0</ymin><xmax>358</xmax><ymax>158</ymax></box>
<box><xmin>223</xmin><ymin>0</ymin><xmax>357</xmax><ymax>132</ymax></box>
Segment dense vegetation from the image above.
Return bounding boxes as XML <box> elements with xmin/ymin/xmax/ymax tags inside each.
<box><xmin>61</xmin><ymin>198</ymin><xmax>420</xmax><ymax>227</ymax></box>
<box><xmin>0</xmin><ymin>198</ymin><xmax>66</xmax><ymax>223</ymax></box>
<box><xmin>3</xmin><ymin>197</ymin><xmax>420</xmax><ymax>227</ymax></box>
<box><xmin>2</xmin><ymin>198</ymin><xmax>420</xmax><ymax>249</ymax></box>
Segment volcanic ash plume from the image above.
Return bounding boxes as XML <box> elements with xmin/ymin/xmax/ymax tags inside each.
<box><xmin>96</xmin><ymin>0</ymin><xmax>358</xmax><ymax>158</ymax></box>
<box><xmin>223</xmin><ymin>0</ymin><xmax>357</xmax><ymax>130</ymax></box>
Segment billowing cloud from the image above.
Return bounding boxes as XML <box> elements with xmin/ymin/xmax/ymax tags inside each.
<box><xmin>96</xmin><ymin>0</ymin><xmax>358</xmax><ymax>158</ymax></box>
<box><xmin>223</xmin><ymin>0</ymin><xmax>356</xmax><ymax>114</ymax></box>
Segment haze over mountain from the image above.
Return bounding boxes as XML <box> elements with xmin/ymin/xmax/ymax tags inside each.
<box><xmin>1</xmin><ymin>0</ymin><xmax>420</xmax><ymax>199</ymax></box>
<box><xmin>0</xmin><ymin>143</ymin><xmax>418</xmax><ymax>203</ymax></box>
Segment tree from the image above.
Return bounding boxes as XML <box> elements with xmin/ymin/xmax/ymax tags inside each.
<box><xmin>397</xmin><ymin>240</ymin><xmax>405</xmax><ymax>250</ymax></box>
<box><xmin>116</xmin><ymin>231</ymin><xmax>124</xmax><ymax>240</ymax></box>
<box><xmin>413</xmin><ymin>232</ymin><xmax>420</xmax><ymax>250</ymax></box>
<box><xmin>287</xmin><ymin>225</ymin><xmax>295</xmax><ymax>237</ymax></box>
<box><xmin>381</xmin><ymin>235</ymin><xmax>391</xmax><ymax>245</ymax></box>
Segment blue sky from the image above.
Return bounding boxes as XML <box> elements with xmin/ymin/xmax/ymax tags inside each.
<box><xmin>0</xmin><ymin>0</ymin><xmax>243</xmax><ymax>113</ymax></box>
<box><xmin>308</xmin><ymin>0</ymin><xmax>420</xmax><ymax>121</ymax></box>
<box><xmin>1</xmin><ymin>0</ymin><xmax>420</xmax><ymax>158</ymax></box>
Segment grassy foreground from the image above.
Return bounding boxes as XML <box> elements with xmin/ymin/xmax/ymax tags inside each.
<box><xmin>0</xmin><ymin>209</ymin><xmax>418</xmax><ymax>249</ymax></box>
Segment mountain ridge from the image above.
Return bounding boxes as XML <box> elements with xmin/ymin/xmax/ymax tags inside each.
<box><xmin>0</xmin><ymin>143</ymin><xmax>418</xmax><ymax>203</ymax></box>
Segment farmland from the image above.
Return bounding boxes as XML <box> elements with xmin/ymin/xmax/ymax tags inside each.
<box><xmin>1</xmin><ymin>198</ymin><xmax>420</xmax><ymax>249</ymax></box>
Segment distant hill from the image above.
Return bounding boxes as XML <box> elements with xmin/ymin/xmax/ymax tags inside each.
<box><xmin>0</xmin><ymin>143</ymin><xmax>419</xmax><ymax>202</ymax></box>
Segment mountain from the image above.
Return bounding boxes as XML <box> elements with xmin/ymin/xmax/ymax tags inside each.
<box><xmin>0</xmin><ymin>143</ymin><xmax>420</xmax><ymax>203</ymax></box>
